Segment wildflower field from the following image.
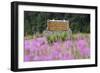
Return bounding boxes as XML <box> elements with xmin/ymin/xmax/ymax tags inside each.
<box><xmin>24</xmin><ymin>33</ymin><xmax>90</xmax><ymax>61</ymax></box>
<box><xmin>24</xmin><ymin>11</ymin><xmax>90</xmax><ymax>62</ymax></box>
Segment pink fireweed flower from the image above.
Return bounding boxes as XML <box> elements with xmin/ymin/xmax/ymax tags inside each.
<box><xmin>31</xmin><ymin>37</ymin><xmax>46</xmax><ymax>48</ymax></box>
<box><xmin>61</xmin><ymin>53</ymin><xmax>74</xmax><ymax>60</ymax></box>
<box><xmin>40</xmin><ymin>43</ymin><xmax>49</xmax><ymax>50</ymax></box>
<box><xmin>52</xmin><ymin>50</ymin><xmax>60</xmax><ymax>56</ymax></box>
<box><xmin>76</xmin><ymin>39</ymin><xmax>90</xmax><ymax>57</ymax></box>
<box><xmin>30</xmin><ymin>40</ymin><xmax>40</xmax><ymax>52</ymax></box>
<box><xmin>52</xmin><ymin>42</ymin><xmax>62</xmax><ymax>51</ymax></box>
<box><xmin>30</xmin><ymin>45</ymin><xmax>38</xmax><ymax>52</ymax></box>
<box><xmin>24</xmin><ymin>55</ymin><xmax>30</xmax><ymax>61</ymax></box>
<box><xmin>38</xmin><ymin>43</ymin><xmax>49</xmax><ymax>57</ymax></box>
<box><xmin>37</xmin><ymin>56</ymin><xmax>45</xmax><ymax>61</ymax></box>
<box><xmin>24</xmin><ymin>40</ymin><xmax>31</xmax><ymax>49</ymax></box>
<box><xmin>79</xmin><ymin>47</ymin><xmax>90</xmax><ymax>57</ymax></box>
<box><xmin>36</xmin><ymin>37</ymin><xmax>46</xmax><ymax>45</ymax></box>
<box><xmin>32</xmin><ymin>56</ymin><xmax>40</xmax><ymax>61</ymax></box>
<box><xmin>76</xmin><ymin>39</ymin><xmax>87</xmax><ymax>49</ymax></box>
<box><xmin>51</xmin><ymin>50</ymin><xmax>61</xmax><ymax>60</ymax></box>
<box><xmin>37</xmin><ymin>55</ymin><xmax>53</xmax><ymax>61</ymax></box>
<box><xmin>64</xmin><ymin>40</ymin><xmax>72</xmax><ymax>49</ymax></box>
<box><xmin>31</xmin><ymin>40</ymin><xmax>41</xmax><ymax>47</ymax></box>
<box><xmin>44</xmin><ymin>55</ymin><xmax>53</xmax><ymax>60</ymax></box>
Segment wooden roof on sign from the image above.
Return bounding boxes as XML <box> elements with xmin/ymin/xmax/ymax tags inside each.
<box><xmin>47</xmin><ymin>20</ymin><xmax>69</xmax><ymax>31</ymax></box>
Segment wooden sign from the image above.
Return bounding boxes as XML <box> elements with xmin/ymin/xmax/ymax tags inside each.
<box><xmin>47</xmin><ymin>20</ymin><xmax>69</xmax><ymax>31</ymax></box>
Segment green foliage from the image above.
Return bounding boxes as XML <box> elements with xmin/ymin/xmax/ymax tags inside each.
<box><xmin>47</xmin><ymin>32</ymin><xmax>68</xmax><ymax>44</ymax></box>
<box><xmin>60</xmin><ymin>32</ymin><xmax>68</xmax><ymax>41</ymax></box>
<box><xmin>47</xmin><ymin>34</ymin><xmax>57</xmax><ymax>44</ymax></box>
<box><xmin>24</xmin><ymin>11</ymin><xmax>90</xmax><ymax>35</ymax></box>
<box><xmin>47</xmin><ymin>35</ymin><xmax>53</xmax><ymax>44</ymax></box>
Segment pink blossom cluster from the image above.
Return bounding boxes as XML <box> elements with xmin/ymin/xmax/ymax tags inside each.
<box><xmin>24</xmin><ymin>36</ymin><xmax>90</xmax><ymax>61</ymax></box>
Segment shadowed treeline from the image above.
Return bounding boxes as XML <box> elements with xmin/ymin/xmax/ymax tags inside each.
<box><xmin>24</xmin><ymin>11</ymin><xmax>90</xmax><ymax>35</ymax></box>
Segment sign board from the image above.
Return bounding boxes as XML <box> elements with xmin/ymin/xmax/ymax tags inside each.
<box><xmin>47</xmin><ymin>20</ymin><xmax>69</xmax><ymax>31</ymax></box>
